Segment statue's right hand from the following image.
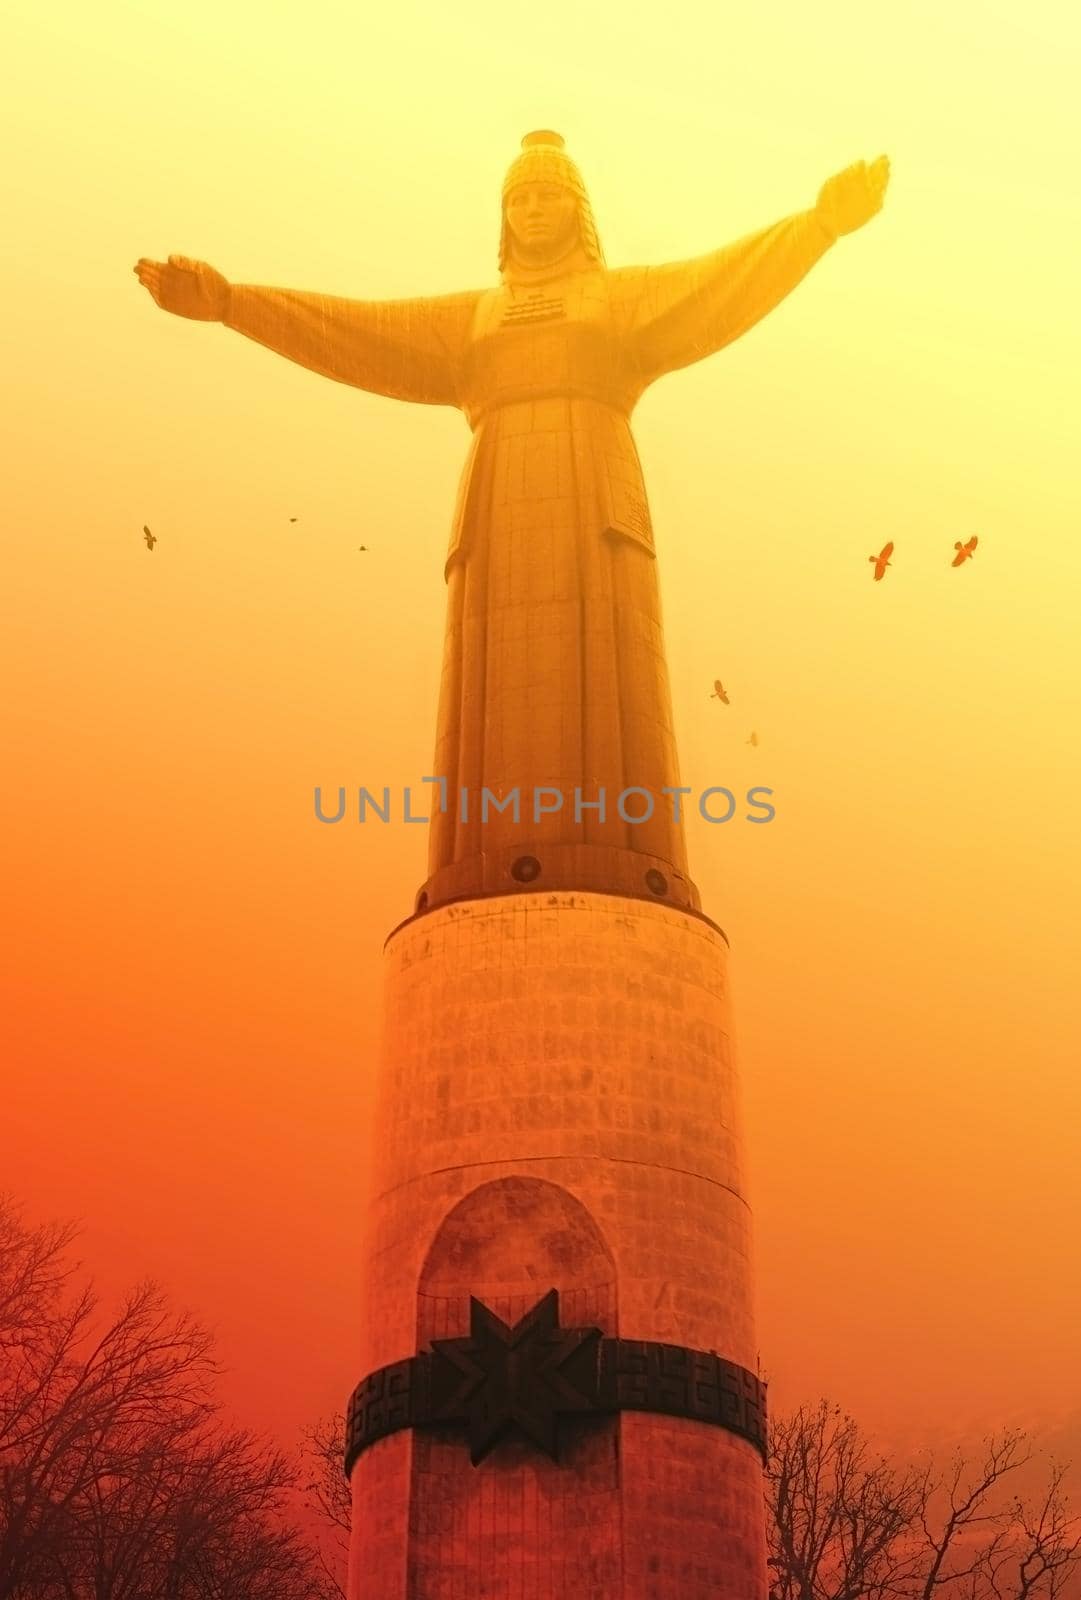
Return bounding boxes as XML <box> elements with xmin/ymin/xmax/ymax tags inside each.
<box><xmin>133</xmin><ymin>254</ymin><xmax>229</xmax><ymax>321</ymax></box>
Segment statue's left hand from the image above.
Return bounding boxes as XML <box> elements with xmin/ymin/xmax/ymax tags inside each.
<box><xmin>815</xmin><ymin>156</ymin><xmax>890</xmax><ymax>239</ymax></box>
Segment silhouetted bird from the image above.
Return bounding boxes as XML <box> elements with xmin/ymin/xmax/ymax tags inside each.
<box><xmin>143</xmin><ymin>525</ymin><xmax>156</xmax><ymax>551</ymax></box>
<box><xmin>358</xmin><ymin>545</ymin><xmax>368</xmax><ymax>552</ymax></box>
<box><xmin>289</xmin><ymin>517</ymin><xmax>298</xmax><ymax>523</ymax></box>
<box><xmin>952</xmin><ymin>535</ymin><xmax>978</xmax><ymax>566</ymax></box>
<box><xmin>746</xmin><ymin>732</ymin><xmax>759</xmax><ymax>747</ymax></box>
<box><xmin>710</xmin><ymin>679</ymin><xmax>730</xmax><ymax>704</ymax></box>
<box><xmin>869</xmin><ymin>541</ymin><xmax>893</xmax><ymax>581</ymax></box>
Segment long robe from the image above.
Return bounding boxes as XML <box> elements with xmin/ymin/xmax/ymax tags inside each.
<box><xmin>224</xmin><ymin>207</ymin><xmax>835</xmax><ymax>907</ymax></box>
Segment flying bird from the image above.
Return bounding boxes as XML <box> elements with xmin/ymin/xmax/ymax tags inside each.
<box><xmin>358</xmin><ymin>545</ymin><xmax>368</xmax><ymax>552</ymax></box>
<box><xmin>746</xmin><ymin>732</ymin><xmax>759</xmax><ymax>748</ymax></box>
<box><xmin>710</xmin><ymin>679</ymin><xmax>730</xmax><ymax>704</ymax></box>
<box><xmin>869</xmin><ymin>541</ymin><xmax>893</xmax><ymax>581</ymax></box>
<box><xmin>289</xmin><ymin>517</ymin><xmax>298</xmax><ymax>523</ymax></box>
<box><xmin>952</xmin><ymin>535</ymin><xmax>978</xmax><ymax>566</ymax></box>
<box><xmin>143</xmin><ymin>525</ymin><xmax>156</xmax><ymax>551</ymax></box>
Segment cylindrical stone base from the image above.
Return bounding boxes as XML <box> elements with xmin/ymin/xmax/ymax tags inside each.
<box><xmin>347</xmin><ymin>891</ymin><xmax>767</xmax><ymax>1600</ymax></box>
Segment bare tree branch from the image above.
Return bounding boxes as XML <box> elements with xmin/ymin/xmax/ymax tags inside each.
<box><xmin>763</xmin><ymin>1404</ymin><xmax>1080</xmax><ymax>1600</ymax></box>
<box><xmin>0</xmin><ymin>1194</ymin><xmax>335</xmax><ymax>1600</ymax></box>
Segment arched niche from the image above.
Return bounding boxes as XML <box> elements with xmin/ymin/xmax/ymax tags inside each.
<box><xmin>416</xmin><ymin>1174</ymin><xmax>618</xmax><ymax>1343</ymax></box>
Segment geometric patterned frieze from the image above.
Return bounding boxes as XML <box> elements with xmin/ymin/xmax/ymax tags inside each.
<box><xmin>344</xmin><ymin>1289</ymin><xmax>767</xmax><ymax>1475</ymax></box>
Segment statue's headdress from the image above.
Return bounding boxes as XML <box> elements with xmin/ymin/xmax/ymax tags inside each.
<box><xmin>499</xmin><ymin>130</ymin><xmax>605</xmax><ymax>272</ymax></box>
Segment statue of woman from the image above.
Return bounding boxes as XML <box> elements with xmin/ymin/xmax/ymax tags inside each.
<box><xmin>135</xmin><ymin>131</ymin><xmax>888</xmax><ymax>916</ymax></box>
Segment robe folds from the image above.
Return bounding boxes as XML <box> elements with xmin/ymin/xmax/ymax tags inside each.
<box><xmin>224</xmin><ymin>208</ymin><xmax>835</xmax><ymax>901</ymax></box>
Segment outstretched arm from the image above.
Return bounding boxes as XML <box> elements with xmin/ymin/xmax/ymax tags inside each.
<box><xmin>613</xmin><ymin>156</ymin><xmax>890</xmax><ymax>390</ymax></box>
<box><xmin>224</xmin><ymin>280</ymin><xmax>481</xmax><ymax>406</ymax></box>
<box><xmin>134</xmin><ymin>255</ymin><xmax>481</xmax><ymax>408</ymax></box>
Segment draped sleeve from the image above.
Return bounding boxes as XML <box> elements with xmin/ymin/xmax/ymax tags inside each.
<box><xmin>222</xmin><ymin>282</ymin><xmax>483</xmax><ymax>407</ymax></box>
<box><xmin>609</xmin><ymin>208</ymin><xmax>836</xmax><ymax>389</ymax></box>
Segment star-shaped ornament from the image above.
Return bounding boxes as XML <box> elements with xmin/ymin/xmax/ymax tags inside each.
<box><xmin>428</xmin><ymin>1289</ymin><xmax>603</xmax><ymax>1464</ymax></box>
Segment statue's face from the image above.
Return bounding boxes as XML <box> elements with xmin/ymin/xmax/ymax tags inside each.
<box><xmin>505</xmin><ymin>181</ymin><xmax>579</xmax><ymax>262</ymax></box>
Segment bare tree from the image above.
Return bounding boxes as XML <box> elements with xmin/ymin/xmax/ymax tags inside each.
<box><xmin>0</xmin><ymin>1191</ymin><xmax>337</xmax><ymax>1600</ymax></box>
<box><xmin>766</xmin><ymin>1401</ymin><xmax>1081</xmax><ymax>1600</ymax></box>
<box><xmin>299</xmin><ymin>1413</ymin><xmax>350</xmax><ymax>1600</ymax></box>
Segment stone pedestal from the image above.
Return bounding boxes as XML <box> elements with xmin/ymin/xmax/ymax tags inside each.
<box><xmin>346</xmin><ymin>891</ymin><xmax>767</xmax><ymax>1600</ymax></box>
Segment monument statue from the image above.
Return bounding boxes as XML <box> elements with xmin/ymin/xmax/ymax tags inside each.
<box><xmin>135</xmin><ymin>131</ymin><xmax>888</xmax><ymax>916</ymax></box>
<box><xmin>136</xmin><ymin>131</ymin><xmax>891</xmax><ymax>1597</ymax></box>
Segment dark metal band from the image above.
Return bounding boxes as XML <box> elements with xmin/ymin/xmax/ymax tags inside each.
<box><xmin>406</xmin><ymin>840</ymin><xmax>707</xmax><ymax>923</ymax></box>
<box><xmin>343</xmin><ymin>1292</ymin><xmax>767</xmax><ymax>1475</ymax></box>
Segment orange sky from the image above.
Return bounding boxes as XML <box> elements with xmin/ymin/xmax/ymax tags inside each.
<box><xmin>4</xmin><ymin>0</ymin><xmax>1080</xmax><ymax>1488</ymax></box>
